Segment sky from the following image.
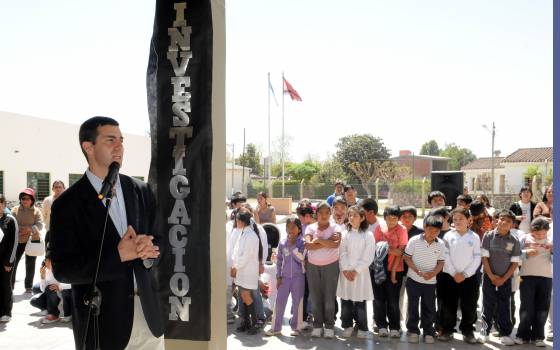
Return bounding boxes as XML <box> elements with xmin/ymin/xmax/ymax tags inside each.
<box><xmin>0</xmin><ymin>0</ymin><xmax>552</xmax><ymax>163</ymax></box>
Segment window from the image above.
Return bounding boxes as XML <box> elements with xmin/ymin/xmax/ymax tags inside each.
<box><xmin>69</xmin><ymin>173</ymin><xmax>82</xmax><ymax>187</ymax></box>
<box><xmin>133</xmin><ymin>176</ymin><xmax>145</xmax><ymax>181</ymax></box>
<box><xmin>0</xmin><ymin>171</ymin><xmax>4</xmax><ymax>195</ymax></box>
<box><xmin>27</xmin><ymin>172</ymin><xmax>50</xmax><ymax>200</ymax></box>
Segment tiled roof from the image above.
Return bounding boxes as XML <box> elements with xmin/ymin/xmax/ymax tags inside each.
<box><xmin>461</xmin><ymin>157</ymin><xmax>504</xmax><ymax>170</ymax></box>
<box><xmin>501</xmin><ymin>147</ymin><xmax>553</xmax><ymax>163</ymax></box>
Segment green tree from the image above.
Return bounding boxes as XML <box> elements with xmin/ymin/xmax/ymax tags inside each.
<box><xmin>312</xmin><ymin>157</ymin><xmax>346</xmax><ymax>184</ymax></box>
<box><xmin>335</xmin><ymin>134</ymin><xmax>391</xmax><ymax>181</ymax></box>
<box><xmin>287</xmin><ymin>160</ymin><xmax>321</xmax><ymax>182</ymax></box>
<box><xmin>440</xmin><ymin>143</ymin><xmax>477</xmax><ymax>170</ymax></box>
<box><xmin>237</xmin><ymin>143</ymin><xmax>263</xmax><ymax>175</ymax></box>
<box><xmin>420</xmin><ymin>140</ymin><xmax>440</xmax><ymax>156</ymax></box>
<box><xmin>271</xmin><ymin>161</ymin><xmax>294</xmax><ymax>178</ymax></box>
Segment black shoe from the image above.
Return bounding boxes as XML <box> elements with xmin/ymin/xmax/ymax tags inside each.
<box><xmin>247</xmin><ymin>302</ymin><xmax>259</xmax><ymax>335</ymax></box>
<box><xmin>438</xmin><ymin>333</ymin><xmax>452</xmax><ymax>342</ymax></box>
<box><xmin>463</xmin><ymin>334</ymin><xmax>477</xmax><ymax>344</ymax></box>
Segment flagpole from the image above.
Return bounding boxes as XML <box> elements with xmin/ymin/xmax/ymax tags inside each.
<box><xmin>267</xmin><ymin>72</ymin><xmax>271</xmax><ymax>194</ymax></box>
<box><xmin>281</xmin><ymin>71</ymin><xmax>285</xmax><ymax>198</ymax></box>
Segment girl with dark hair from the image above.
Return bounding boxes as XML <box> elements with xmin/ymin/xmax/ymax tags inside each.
<box><xmin>231</xmin><ymin>210</ymin><xmax>263</xmax><ymax>335</ymax></box>
<box><xmin>534</xmin><ymin>184</ymin><xmax>553</xmax><ymax>220</ymax></box>
<box><xmin>509</xmin><ymin>186</ymin><xmax>537</xmax><ymax>233</ymax></box>
<box><xmin>265</xmin><ymin>217</ymin><xmax>305</xmax><ymax>336</ymax></box>
<box><xmin>337</xmin><ymin>206</ymin><xmax>375</xmax><ymax>338</ymax></box>
<box><xmin>255</xmin><ymin>192</ymin><xmax>276</xmax><ymax>224</ymax></box>
<box><xmin>304</xmin><ymin>202</ymin><xmax>341</xmax><ymax>339</ymax></box>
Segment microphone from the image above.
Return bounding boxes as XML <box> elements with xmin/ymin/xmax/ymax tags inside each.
<box><xmin>98</xmin><ymin>161</ymin><xmax>121</xmax><ymax>200</ymax></box>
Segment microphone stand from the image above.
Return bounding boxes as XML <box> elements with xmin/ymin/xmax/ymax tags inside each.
<box><xmin>81</xmin><ymin>190</ymin><xmax>114</xmax><ymax>350</ymax></box>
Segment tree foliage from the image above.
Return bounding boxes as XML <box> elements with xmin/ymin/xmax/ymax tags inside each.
<box><xmin>440</xmin><ymin>143</ymin><xmax>477</xmax><ymax>170</ymax></box>
<box><xmin>335</xmin><ymin>134</ymin><xmax>391</xmax><ymax>181</ymax></box>
<box><xmin>237</xmin><ymin>143</ymin><xmax>263</xmax><ymax>175</ymax></box>
<box><xmin>420</xmin><ymin>140</ymin><xmax>441</xmax><ymax>156</ymax></box>
<box><xmin>287</xmin><ymin>160</ymin><xmax>321</xmax><ymax>182</ymax></box>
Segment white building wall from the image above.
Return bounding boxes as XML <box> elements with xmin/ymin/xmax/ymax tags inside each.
<box><xmin>224</xmin><ymin>165</ymin><xmax>251</xmax><ymax>197</ymax></box>
<box><xmin>0</xmin><ymin>112</ymin><xmax>151</xmax><ymax>201</ymax></box>
<box><xmin>502</xmin><ymin>162</ymin><xmax>553</xmax><ymax>194</ymax></box>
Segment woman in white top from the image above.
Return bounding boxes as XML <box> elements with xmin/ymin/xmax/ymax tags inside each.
<box><xmin>231</xmin><ymin>211</ymin><xmax>263</xmax><ymax>335</ymax></box>
<box><xmin>337</xmin><ymin>206</ymin><xmax>375</xmax><ymax>338</ymax></box>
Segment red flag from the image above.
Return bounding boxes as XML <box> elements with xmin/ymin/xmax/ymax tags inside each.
<box><xmin>283</xmin><ymin>78</ymin><xmax>302</xmax><ymax>101</ymax></box>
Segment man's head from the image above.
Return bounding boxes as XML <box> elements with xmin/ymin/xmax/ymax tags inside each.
<box><xmin>0</xmin><ymin>194</ymin><xmax>6</xmax><ymax>213</ymax></box>
<box><xmin>359</xmin><ymin>198</ymin><xmax>378</xmax><ymax>225</ymax></box>
<box><xmin>495</xmin><ymin>209</ymin><xmax>516</xmax><ymax>235</ymax></box>
<box><xmin>383</xmin><ymin>205</ymin><xmax>401</xmax><ymax>230</ymax></box>
<box><xmin>400</xmin><ymin>206</ymin><xmax>417</xmax><ymax>230</ymax></box>
<box><xmin>423</xmin><ymin>214</ymin><xmax>443</xmax><ymax>242</ymax></box>
<box><xmin>334</xmin><ymin>181</ymin><xmax>345</xmax><ymax>195</ymax></box>
<box><xmin>344</xmin><ymin>185</ymin><xmax>357</xmax><ymax>204</ymax></box>
<box><xmin>428</xmin><ymin>191</ymin><xmax>446</xmax><ymax>208</ymax></box>
<box><xmin>79</xmin><ymin>116</ymin><xmax>123</xmax><ymax>171</ymax></box>
<box><xmin>230</xmin><ymin>192</ymin><xmax>247</xmax><ymax>209</ymax></box>
<box><xmin>332</xmin><ymin>196</ymin><xmax>347</xmax><ymax>222</ymax></box>
<box><xmin>456</xmin><ymin>194</ymin><xmax>472</xmax><ymax>209</ymax></box>
<box><xmin>52</xmin><ymin>180</ymin><xmax>66</xmax><ymax>197</ymax></box>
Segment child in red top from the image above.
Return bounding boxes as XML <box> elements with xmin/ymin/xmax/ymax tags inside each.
<box><xmin>372</xmin><ymin>205</ymin><xmax>408</xmax><ymax>337</ymax></box>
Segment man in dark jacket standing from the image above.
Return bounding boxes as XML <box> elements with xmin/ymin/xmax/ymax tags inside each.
<box><xmin>49</xmin><ymin>116</ymin><xmax>164</xmax><ymax>350</ymax></box>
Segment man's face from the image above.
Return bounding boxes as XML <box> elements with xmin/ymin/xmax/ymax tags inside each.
<box><xmin>423</xmin><ymin>226</ymin><xmax>440</xmax><ymax>242</ymax></box>
<box><xmin>400</xmin><ymin>211</ymin><xmax>416</xmax><ymax>230</ymax></box>
<box><xmin>345</xmin><ymin>189</ymin><xmax>357</xmax><ymax>203</ymax></box>
<box><xmin>52</xmin><ymin>183</ymin><xmax>65</xmax><ymax>196</ymax></box>
<box><xmin>333</xmin><ymin>203</ymin><xmax>347</xmax><ymax>221</ymax></box>
<box><xmin>430</xmin><ymin>196</ymin><xmax>445</xmax><ymax>208</ymax></box>
<box><xmin>496</xmin><ymin>216</ymin><xmax>513</xmax><ymax>235</ymax></box>
<box><xmin>83</xmin><ymin>125</ymin><xmax>124</xmax><ymax>169</ymax></box>
<box><xmin>335</xmin><ymin>184</ymin><xmax>344</xmax><ymax>194</ymax></box>
<box><xmin>0</xmin><ymin>201</ymin><xmax>5</xmax><ymax>213</ymax></box>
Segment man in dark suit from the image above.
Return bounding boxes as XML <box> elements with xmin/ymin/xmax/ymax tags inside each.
<box><xmin>49</xmin><ymin>116</ymin><xmax>164</xmax><ymax>350</ymax></box>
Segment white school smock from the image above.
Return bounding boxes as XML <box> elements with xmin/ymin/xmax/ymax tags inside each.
<box><xmin>336</xmin><ymin>228</ymin><xmax>375</xmax><ymax>301</ymax></box>
<box><xmin>232</xmin><ymin>226</ymin><xmax>261</xmax><ymax>290</ymax></box>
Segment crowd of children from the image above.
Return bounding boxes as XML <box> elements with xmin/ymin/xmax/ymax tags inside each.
<box><xmin>225</xmin><ymin>185</ymin><xmax>554</xmax><ymax>346</ymax></box>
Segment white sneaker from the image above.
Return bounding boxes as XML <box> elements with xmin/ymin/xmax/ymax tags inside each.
<box><xmin>342</xmin><ymin>327</ymin><xmax>353</xmax><ymax>338</ymax></box>
<box><xmin>323</xmin><ymin>328</ymin><xmax>335</xmax><ymax>338</ymax></box>
<box><xmin>378</xmin><ymin>328</ymin><xmax>389</xmax><ymax>337</ymax></box>
<box><xmin>0</xmin><ymin>315</ymin><xmax>11</xmax><ymax>322</ymax></box>
<box><xmin>500</xmin><ymin>336</ymin><xmax>515</xmax><ymax>346</ymax></box>
<box><xmin>39</xmin><ymin>310</ymin><xmax>48</xmax><ymax>316</ymax></box>
<box><xmin>513</xmin><ymin>337</ymin><xmax>527</xmax><ymax>345</ymax></box>
<box><xmin>264</xmin><ymin>328</ymin><xmax>281</xmax><ymax>336</ymax></box>
<box><xmin>534</xmin><ymin>339</ymin><xmax>546</xmax><ymax>347</ymax></box>
<box><xmin>478</xmin><ymin>335</ymin><xmax>490</xmax><ymax>344</ymax></box>
<box><xmin>390</xmin><ymin>329</ymin><xmax>401</xmax><ymax>338</ymax></box>
<box><xmin>60</xmin><ymin>316</ymin><xmax>72</xmax><ymax>323</ymax></box>
<box><xmin>311</xmin><ymin>328</ymin><xmax>323</xmax><ymax>338</ymax></box>
<box><xmin>357</xmin><ymin>330</ymin><xmax>369</xmax><ymax>339</ymax></box>
<box><xmin>546</xmin><ymin>333</ymin><xmax>553</xmax><ymax>341</ymax></box>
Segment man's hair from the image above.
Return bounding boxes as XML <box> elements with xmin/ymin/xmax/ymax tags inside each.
<box><xmin>530</xmin><ymin>217</ymin><xmax>550</xmax><ymax>232</ymax></box>
<box><xmin>230</xmin><ymin>191</ymin><xmax>247</xmax><ymax>205</ymax></box>
<box><xmin>429</xmin><ymin>206</ymin><xmax>450</xmax><ymax>218</ymax></box>
<box><xmin>428</xmin><ymin>190</ymin><xmax>446</xmax><ymax>204</ymax></box>
<box><xmin>450</xmin><ymin>206</ymin><xmax>471</xmax><ymax>219</ymax></box>
<box><xmin>0</xmin><ymin>194</ymin><xmax>5</xmax><ymax>205</ymax></box>
<box><xmin>496</xmin><ymin>209</ymin><xmax>516</xmax><ymax>221</ymax></box>
<box><xmin>383</xmin><ymin>205</ymin><xmax>401</xmax><ymax>218</ymax></box>
<box><xmin>456</xmin><ymin>194</ymin><xmax>473</xmax><ymax>205</ymax></box>
<box><xmin>52</xmin><ymin>180</ymin><xmax>66</xmax><ymax>189</ymax></box>
<box><xmin>332</xmin><ymin>195</ymin><xmax>347</xmax><ymax>207</ymax></box>
<box><xmin>400</xmin><ymin>205</ymin><xmax>417</xmax><ymax>218</ymax></box>
<box><xmin>424</xmin><ymin>215</ymin><xmax>444</xmax><ymax>230</ymax></box>
<box><xmin>359</xmin><ymin>198</ymin><xmax>378</xmax><ymax>215</ymax></box>
<box><xmin>344</xmin><ymin>185</ymin><xmax>356</xmax><ymax>193</ymax></box>
<box><xmin>518</xmin><ymin>186</ymin><xmax>533</xmax><ymax>199</ymax></box>
<box><xmin>296</xmin><ymin>199</ymin><xmax>315</xmax><ymax>216</ymax></box>
<box><xmin>78</xmin><ymin>116</ymin><xmax>119</xmax><ymax>161</ymax></box>
<box><xmin>469</xmin><ymin>200</ymin><xmax>486</xmax><ymax>217</ymax></box>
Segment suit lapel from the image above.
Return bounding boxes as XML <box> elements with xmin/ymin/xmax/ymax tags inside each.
<box><xmin>77</xmin><ymin>174</ymin><xmax>121</xmax><ymax>241</ymax></box>
<box><xmin>119</xmin><ymin>174</ymin><xmax>137</xmax><ymax>231</ymax></box>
